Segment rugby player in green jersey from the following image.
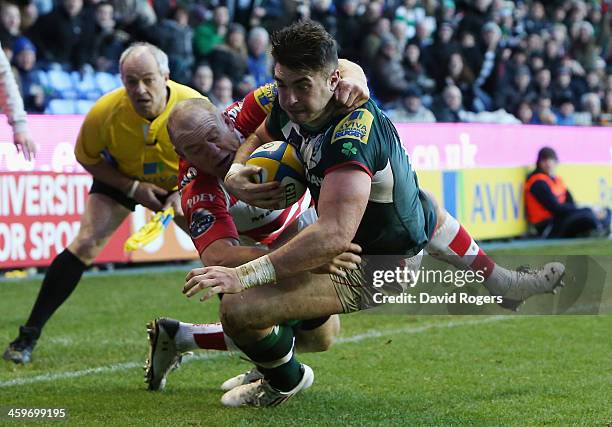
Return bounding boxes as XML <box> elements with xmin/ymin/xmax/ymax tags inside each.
<box><xmin>182</xmin><ymin>21</ymin><xmax>565</xmax><ymax>407</ymax></box>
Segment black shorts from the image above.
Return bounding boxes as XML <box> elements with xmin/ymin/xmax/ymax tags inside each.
<box><xmin>89</xmin><ymin>179</ymin><xmax>137</xmax><ymax>211</ymax></box>
<box><xmin>89</xmin><ymin>179</ymin><xmax>174</xmax><ymax>212</ymax></box>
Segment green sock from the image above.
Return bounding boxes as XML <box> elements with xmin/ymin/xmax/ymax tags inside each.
<box><xmin>238</xmin><ymin>325</ymin><xmax>303</xmax><ymax>392</ymax></box>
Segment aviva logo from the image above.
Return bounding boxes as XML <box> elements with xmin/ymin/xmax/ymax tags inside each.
<box><xmin>331</xmin><ymin>108</ymin><xmax>373</xmax><ymax>145</ymax></box>
<box><xmin>442</xmin><ymin>168</ymin><xmax>527</xmax><ymax>239</ymax></box>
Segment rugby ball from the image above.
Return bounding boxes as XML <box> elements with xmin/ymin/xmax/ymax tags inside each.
<box><xmin>246</xmin><ymin>141</ymin><xmax>307</xmax><ymax>209</ymax></box>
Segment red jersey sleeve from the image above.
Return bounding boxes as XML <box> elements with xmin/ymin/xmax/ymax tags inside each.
<box><xmin>181</xmin><ymin>168</ymin><xmax>239</xmax><ymax>255</ymax></box>
<box><xmin>232</xmin><ymin>82</ymin><xmax>277</xmax><ymax>137</ymax></box>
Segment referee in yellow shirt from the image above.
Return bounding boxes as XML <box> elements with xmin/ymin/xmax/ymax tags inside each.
<box><xmin>4</xmin><ymin>42</ymin><xmax>205</xmax><ymax>364</ymax></box>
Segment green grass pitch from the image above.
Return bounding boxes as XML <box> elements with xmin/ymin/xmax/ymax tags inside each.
<box><xmin>1</xmin><ymin>240</ymin><xmax>611</xmax><ymax>426</ymax></box>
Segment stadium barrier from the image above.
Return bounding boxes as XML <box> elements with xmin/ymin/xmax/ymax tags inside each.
<box><xmin>1</xmin><ymin>116</ymin><xmax>610</xmax><ymax>268</ymax></box>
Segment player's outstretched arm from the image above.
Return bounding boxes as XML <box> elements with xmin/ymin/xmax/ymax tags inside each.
<box><xmin>199</xmin><ymin>238</ymin><xmax>268</xmax><ymax>268</ymax></box>
<box><xmin>182</xmin><ymin>167</ymin><xmax>371</xmax><ymax>300</ymax></box>
<box><xmin>269</xmin><ymin>167</ymin><xmax>370</xmax><ymax>278</ymax></box>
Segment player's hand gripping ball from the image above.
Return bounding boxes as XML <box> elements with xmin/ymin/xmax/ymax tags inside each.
<box><xmin>246</xmin><ymin>141</ymin><xmax>307</xmax><ymax>209</ymax></box>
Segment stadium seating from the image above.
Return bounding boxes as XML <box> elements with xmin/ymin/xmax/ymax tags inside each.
<box><xmin>46</xmin><ymin>69</ymin><xmax>78</xmax><ymax>100</ymax></box>
<box><xmin>38</xmin><ymin>69</ymin><xmax>121</xmax><ymax>115</ymax></box>
<box><xmin>76</xmin><ymin>99</ymin><xmax>96</xmax><ymax>114</ymax></box>
<box><xmin>95</xmin><ymin>72</ymin><xmax>122</xmax><ymax>94</ymax></box>
<box><xmin>72</xmin><ymin>71</ymin><xmax>103</xmax><ymax>101</ymax></box>
<box><xmin>45</xmin><ymin>99</ymin><xmax>77</xmax><ymax>114</ymax></box>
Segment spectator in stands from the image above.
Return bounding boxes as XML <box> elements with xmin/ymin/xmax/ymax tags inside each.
<box><xmin>92</xmin><ymin>2</ymin><xmax>128</xmax><ymax>73</ymax></box>
<box><xmin>391</xmin><ymin>19</ymin><xmax>410</xmax><ymax>55</ymax></box>
<box><xmin>528</xmin><ymin>52</ymin><xmax>545</xmax><ymax>74</ymax></box>
<box><xmin>0</xmin><ymin>41</ymin><xmax>36</xmax><ymax>159</ymax></box>
<box><xmin>156</xmin><ymin>6</ymin><xmax>194</xmax><ymax>84</ymax></box>
<box><xmin>190</xmin><ymin>63</ymin><xmax>216</xmax><ymax>100</ymax></box>
<box><xmin>440</xmin><ymin>51</ymin><xmax>476</xmax><ymax>110</ymax></box>
<box><xmin>555</xmin><ymin>97</ymin><xmax>576</xmax><ymax>126</ymax></box>
<box><xmin>523</xmin><ymin>1</ymin><xmax>548</xmax><ymax>35</ymax></box>
<box><xmin>212</xmin><ymin>75</ymin><xmax>234</xmax><ymax>109</ymax></box>
<box><xmin>496</xmin><ymin>65</ymin><xmax>536</xmax><ymax>115</ymax></box>
<box><xmin>551</xmin><ymin>22</ymin><xmax>568</xmax><ymax>46</ymax></box>
<box><xmin>0</xmin><ymin>0</ymin><xmax>605</xmax><ymax>130</ymax></box>
<box><xmin>363</xmin><ymin>17</ymin><xmax>392</xmax><ymax>70</ymax></box>
<box><xmin>584</xmin><ymin>69</ymin><xmax>604</xmax><ymax>97</ymax></box>
<box><xmin>577</xmin><ymin>91</ymin><xmax>605</xmax><ymax>126</ymax></box>
<box><xmin>459</xmin><ymin>30</ymin><xmax>481</xmax><ymax>73</ymax></box>
<box><xmin>12</xmin><ymin>36</ymin><xmax>45</xmax><ymax>113</ymax></box>
<box><xmin>228</xmin><ymin>0</ymin><xmax>257</xmax><ymax>30</ymax></box>
<box><xmin>498</xmin><ymin>4</ymin><xmax>522</xmax><ymax>49</ymax></box>
<box><xmin>422</xmin><ymin>21</ymin><xmax>459</xmax><ymax>85</ymax></box>
<box><xmin>252</xmin><ymin>0</ymin><xmax>291</xmax><ymax>32</ymax></box>
<box><xmin>433</xmin><ymin>84</ymin><xmax>463</xmax><ymax>122</ymax></box>
<box><xmin>310</xmin><ymin>0</ymin><xmax>337</xmax><ymax>37</ymax></box>
<box><xmin>408</xmin><ymin>18</ymin><xmax>432</xmax><ymax>51</ymax></box>
<box><xmin>371</xmin><ymin>35</ymin><xmax>411</xmax><ymax>107</ymax></box>
<box><xmin>516</xmin><ymin>100</ymin><xmax>534</xmax><ymax>124</ymax></box>
<box><xmin>113</xmin><ymin>0</ymin><xmax>156</xmax><ymax>41</ymax></box>
<box><xmin>0</xmin><ymin>2</ymin><xmax>21</xmax><ymax>50</ymax></box>
<box><xmin>335</xmin><ymin>0</ymin><xmax>361</xmax><ymax>62</ymax></box>
<box><xmin>543</xmin><ymin>38</ymin><xmax>563</xmax><ymax>73</ymax></box>
<box><xmin>402</xmin><ymin>41</ymin><xmax>435</xmax><ymax>96</ymax></box>
<box><xmin>193</xmin><ymin>6</ymin><xmax>229</xmax><ymax>60</ymax></box>
<box><xmin>206</xmin><ymin>23</ymin><xmax>247</xmax><ymax>89</ymax></box>
<box><xmin>28</xmin><ymin>0</ymin><xmax>96</xmax><ymax>69</ymax></box>
<box><xmin>551</xmin><ymin>67</ymin><xmax>578</xmax><ymax>107</ymax></box>
<box><xmin>246</xmin><ymin>26</ymin><xmax>272</xmax><ymax>87</ymax></box>
<box><xmin>503</xmin><ymin>48</ymin><xmax>530</xmax><ymax>80</ymax></box>
<box><xmin>473</xmin><ymin>21</ymin><xmax>503</xmax><ymax>108</ymax></box>
<box><xmin>532</xmin><ymin>95</ymin><xmax>557</xmax><ymax>125</ymax></box>
<box><xmin>533</xmin><ymin>67</ymin><xmax>552</xmax><ymax>98</ymax></box>
<box><xmin>525</xmin><ymin>147</ymin><xmax>611</xmax><ymax>238</ymax></box>
<box><xmin>457</xmin><ymin>0</ymin><xmax>491</xmax><ymax>38</ymax></box>
<box><xmin>20</xmin><ymin>2</ymin><xmax>39</xmax><ymax>33</ymax></box>
<box><xmin>361</xmin><ymin>1</ymin><xmax>386</xmax><ymax>46</ymax></box>
<box><xmin>571</xmin><ymin>20</ymin><xmax>600</xmax><ymax>72</ymax></box>
<box><xmin>387</xmin><ymin>86</ymin><xmax>436</xmax><ymax>123</ymax></box>
<box><xmin>394</xmin><ymin>0</ymin><xmax>426</xmax><ymax>38</ymax></box>
<box><xmin>436</xmin><ymin>0</ymin><xmax>458</xmax><ymax>27</ymax></box>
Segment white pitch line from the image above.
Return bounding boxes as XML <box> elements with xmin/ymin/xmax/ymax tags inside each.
<box><xmin>0</xmin><ymin>315</ymin><xmax>514</xmax><ymax>388</ymax></box>
<box><xmin>335</xmin><ymin>315</ymin><xmax>511</xmax><ymax>344</ymax></box>
<box><xmin>0</xmin><ymin>352</ymin><xmax>226</xmax><ymax>388</ymax></box>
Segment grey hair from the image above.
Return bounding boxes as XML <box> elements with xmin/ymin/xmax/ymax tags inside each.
<box><xmin>119</xmin><ymin>42</ymin><xmax>170</xmax><ymax>76</ymax></box>
<box><xmin>248</xmin><ymin>26</ymin><xmax>269</xmax><ymax>44</ymax></box>
<box><xmin>581</xmin><ymin>92</ymin><xmax>600</xmax><ymax>108</ymax></box>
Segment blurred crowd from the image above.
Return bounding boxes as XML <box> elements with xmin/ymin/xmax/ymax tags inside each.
<box><xmin>1</xmin><ymin>0</ymin><xmax>611</xmax><ymax>125</ymax></box>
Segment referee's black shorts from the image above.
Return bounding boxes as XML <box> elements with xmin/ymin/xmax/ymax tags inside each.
<box><xmin>89</xmin><ymin>179</ymin><xmax>174</xmax><ymax>211</ymax></box>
